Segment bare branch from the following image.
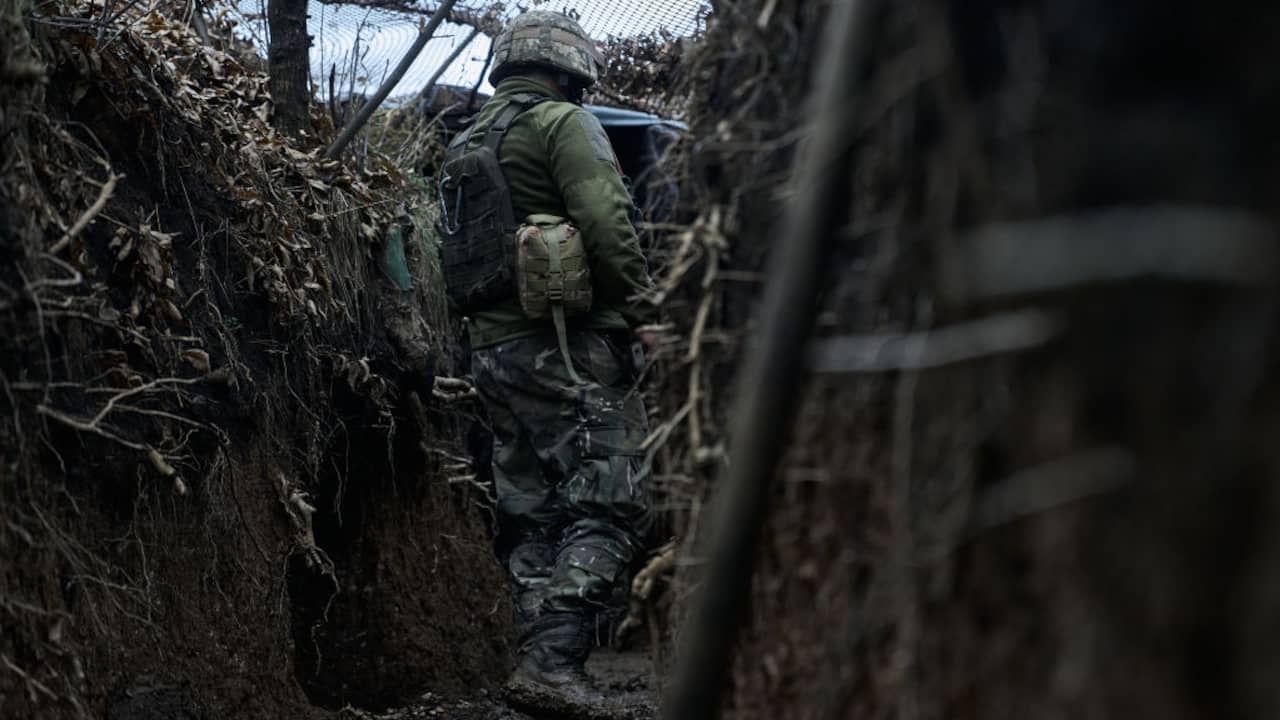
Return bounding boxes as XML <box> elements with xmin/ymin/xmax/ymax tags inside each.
<box><xmin>315</xmin><ymin>0</ymin><xmax>506</xmax><ymax>35</ymax></box>
<box><xmin>49</xmin><ymin>173</ymin><xmax>120</xmax><ymax>255</ymax></box>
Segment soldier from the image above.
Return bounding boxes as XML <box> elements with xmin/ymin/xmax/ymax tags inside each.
<box><xmin>437</xmin><ymin>10</ymin><xmax>656</xmax><ymax>706</ymax></box>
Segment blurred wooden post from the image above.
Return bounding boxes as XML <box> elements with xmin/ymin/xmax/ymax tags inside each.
<box><xmin>660</xmin><ymin>0</ymin><xmax>878</xmax><ymax>717</ymax></box>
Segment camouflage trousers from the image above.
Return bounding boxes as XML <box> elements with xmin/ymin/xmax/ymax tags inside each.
<box><xmin>472</xmin><ymin>329</ymin><xmax>651</xmax><ymax>634</ymax></box>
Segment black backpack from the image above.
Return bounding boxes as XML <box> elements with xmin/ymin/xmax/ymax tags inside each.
<box><xmin>437</xmin><ymin>93</ymin><xmax>548</xmax><ymax>314</ymax></box>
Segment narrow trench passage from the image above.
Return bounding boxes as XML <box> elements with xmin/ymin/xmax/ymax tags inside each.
<box><xmin>274</xmin><ymin>384</ymin><xmax>661</xmax><ymax>719</ymax></box>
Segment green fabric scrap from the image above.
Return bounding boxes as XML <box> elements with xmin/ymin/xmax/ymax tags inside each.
<box><xmin>382</xmin><ymin>225</ymin><xmax>413</xmax><ymax>292</ymax></box>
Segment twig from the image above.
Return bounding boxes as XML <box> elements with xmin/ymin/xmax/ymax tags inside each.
<box><xmin>1</xmin><ymin>654</ymin><xmax>58</xmax><ymax>702</ymax></box>
<box><xmin>326</xmin><ymin>0</ymin><xmax>461</xmax><ymax>160</ymax></box>
<box><xmin>50</xmin><ymin>173</ymin><xmax>120</xmax><ymax>255</ymax></box>
<box><xmin>616</xmin><ymin>540</ymin><xmax>678</xmax><ymax>641</ymax></box>
<box><xmin>468</xmin><ymin>42</ymin><xmax>494</xmax><ymax>111</ymax></box>
<box><xmin>96</xmin><ymin>0</ymin><xmax>116</xmax><ymax>44</ymax></box>
<box><xmin>425</xmin><ymin>445</ymin><xmax>474</xmax><ymax>467</ymax></box>
<box><xmin>412</xmin><ymin>25</ymin><xmax>481</xmax><ymax>109</ymax></box>
<box><xmin>945</xmin><ymin>206</ymin><xmax>1280</xmax><ymax>303</ymax></box>
<box><xmin>36</xmin><ymin>404</ymin><xmax>149</xmax><ymax>451</ymax></box>
<box><xmin>25</xmin><ymin>253</ymin><xmax>83</xmax><ymax>292</ymax></box>
<box><xmin>684</xmin><ymin>294</ymin><xmax>713</xmax><ymax>363</ymax></box>
<box><xmin>35</xmin><ymin>377</ymin><xmax>205</xmax><ymax>459</ymax></box>
<box><xmin>88</xmin><ymin>376</ymin><xmax>203</xmax><ymax>427</ymax></box>
<box><xmin>18</xmin><ymin>269</ymin><xmax>55</xmax><ymax>406</ymax></box>
<box><xmin>113</xmin><ymin>403</ymin><xmax>218</xmax><ymax>433</ymax></box>
<box><xmin>432</xmin><ymin>375</ymin><xmax>477</xmax><ymax>402</ymax></box>
<box><xmin>44</xmin><ymin>309</ymin><xmax>150</xmax><ymax>345</ymax></box>
<box><xmin>394</xmin><ymin>101</ymin><xmax>459</xmax><ymax>166</ymax></box>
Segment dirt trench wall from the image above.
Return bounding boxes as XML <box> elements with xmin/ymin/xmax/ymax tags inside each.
<box><xmin>0</xmin><ymin>3</ymin><xmax>510</xmax><ymax>718</ymax></box>
<box><xmin>663</xmin><ymin>1</ymin><xmax>1280</xmax><ymax>718</ymax></box>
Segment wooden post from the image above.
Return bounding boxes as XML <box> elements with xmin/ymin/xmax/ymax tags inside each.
<box><xmin>660</xmin><ymin>0</ymin><xmax>878</xmax><ymax>717</ymax></box>
<box><xmin>325</xmin><ymin>0</ymin><xmax>461</xmax><ymax>160</ymax></box>
<box><xmin>413</xmin><ymin>25</ymin><xmax>481</xmax><ymax>108</ymax></box>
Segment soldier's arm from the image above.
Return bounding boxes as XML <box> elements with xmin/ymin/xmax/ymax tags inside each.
<box><xmin>543</xmin><ymin>106</ymin><xmax>656</xmax><ymax>327</ymax></box>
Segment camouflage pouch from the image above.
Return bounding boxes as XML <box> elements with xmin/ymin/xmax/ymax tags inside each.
<box><xmin>516</xmin><ymin>214</ymin><xmax>593</xmax><ymax>383</ymax></box>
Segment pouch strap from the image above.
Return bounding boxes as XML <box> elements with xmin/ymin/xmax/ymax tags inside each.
<box><xmin>546</xmin><ymin>225</ymin><xmax>565</xmax><ymax>303</ymax></box>
<box><xmin>481</xmin><ymin>95</ymin><xmax>547</xmax><ymax>154</ymax></box>
<box><xmin>547</xmin><ymin>236</ymin><xmax>584</xmax><ymax>385</ymax></box>
<box><xmin>526</xmin><ymin>213</ymin><xmax>567</xmax><ymax>225</ymax></box>
<box><xmin>552</xmin><ymin>304</ymin><xmax>584</xmax><ymax>386</ymax></box>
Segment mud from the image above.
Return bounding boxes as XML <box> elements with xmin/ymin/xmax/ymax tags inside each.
<box><xmin>105</xmin><ymin>683</ymin><xmax>203</xmax><ymax>720</ymax></box>
<box><xmin>371</xmin><ymin>650</ymin><xmax>657</xmax><ymax>720</ymax></box>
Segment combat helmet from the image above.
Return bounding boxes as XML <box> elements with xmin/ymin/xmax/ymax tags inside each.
<box><xmin>489</xmin><ymin>10</ymin><xmax>604</xmax><ymax>87</ymax></box>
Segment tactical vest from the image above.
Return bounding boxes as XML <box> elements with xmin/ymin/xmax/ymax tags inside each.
<box><xmin>437</xmin><ymin>92</ymin><xmax>547</xmax><ymax>314</ymax></box>
<box><xmin>438</xmin><ymin>93</ymin><xmax>594</xmax><ymax>384</ymax></box>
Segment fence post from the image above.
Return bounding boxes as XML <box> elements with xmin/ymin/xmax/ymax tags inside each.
<box><xmin>324</xmin><ymin>0</ymin><xmax>461</xmax><ymax>160</ymax></box>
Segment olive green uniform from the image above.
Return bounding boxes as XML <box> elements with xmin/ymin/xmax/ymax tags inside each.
<box><xmin>461</xmin><ymin>75</ymin><xmax>654</xmax><ymax>667</ymax></box>
<box><xmin>466</xmin><ymin>76</ymin><xmax>655</xmax><ymax>350</ymax></box>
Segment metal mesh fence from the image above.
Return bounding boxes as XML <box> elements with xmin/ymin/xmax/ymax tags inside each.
<box><xmin>230</xmin><ymin>0</ymin><xmax>707</xmax><ymax>104</ymax></box>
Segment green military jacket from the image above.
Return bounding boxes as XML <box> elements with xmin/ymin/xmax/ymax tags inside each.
<box><xmin>461</xmin><ymin>76</ymin><xmax>655</xmax><ymax>349</ymax></box>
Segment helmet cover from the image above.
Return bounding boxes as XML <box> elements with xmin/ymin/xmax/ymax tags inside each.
<box><xmin>490</xmin><ymin>10</ymin><xmax>604</xmax><ymax>87</ymax></box>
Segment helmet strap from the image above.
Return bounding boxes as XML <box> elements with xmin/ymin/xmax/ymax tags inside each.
<box><xmin>556</xmin><ymin>72</ymin><xmax>585</xmax><ymax>105</ymax></box>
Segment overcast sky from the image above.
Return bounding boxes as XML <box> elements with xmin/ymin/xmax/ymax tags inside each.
<box><xmin>233</xmin><ymin>1</ymin><xmax>706</xmax><ymax>102</ymax></box>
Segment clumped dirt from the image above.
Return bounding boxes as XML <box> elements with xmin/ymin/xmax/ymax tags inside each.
<box><xmin>503</xmin><ymin>650</ymin><xmax>658</xmax><ymax>720</ymax></box>
<box><xmin>291</xmin><ymin>409</ymin><xmax>515</xmax><ymax>710</ymax></box>
<box><xmin>369</xmin><ymin>691</ymin><xmax>532</xmax><ymax>720</ymax></box>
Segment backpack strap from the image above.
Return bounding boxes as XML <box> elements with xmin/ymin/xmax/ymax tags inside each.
<box><xmin>446</xmin><ymin>125</ymin><xmax>472</xmax><ymax>153</ymax></box>
<box><xmin>480</xmin><ymin>93</ymin><xmax>549</xmax><ymax>154</ymax></box>
<box><xmin>449</xmin><ymin>92</ymin><xmax>550</xmax><ymax>160</ymax></box>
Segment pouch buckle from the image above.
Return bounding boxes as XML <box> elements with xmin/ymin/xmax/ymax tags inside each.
<box><xmin>546</xmin><ymin>271</ymin><xmax>565</xmax><ymax>301</ymax></box>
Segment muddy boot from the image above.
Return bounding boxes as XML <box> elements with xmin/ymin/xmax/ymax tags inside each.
<box><xmin>504</xmin><ymin>611</ymin><xmax>610</xmax><ymax>718</ymax></box>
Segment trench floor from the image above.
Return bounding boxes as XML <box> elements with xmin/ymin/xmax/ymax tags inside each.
<box><xmin>372</xmin><ymin>649</ymin><xmax>657</xmax><ymax>720</ymax></box>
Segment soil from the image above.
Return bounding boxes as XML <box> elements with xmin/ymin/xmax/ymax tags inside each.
<box><xmin>288</xmin><ymin>405</ymin><xmax>515</xmax><ymax>711</ymax></box>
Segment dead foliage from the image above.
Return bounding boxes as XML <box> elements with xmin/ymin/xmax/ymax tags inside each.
<box><xmin>587</xmin><ymin>27</ymin><xmax>700</xmax><ymax>116</ymax></box>
<box><xmin>1</xmin><ymin>0</ymin><xmax>508</xmax><ymax>716</ymax></box>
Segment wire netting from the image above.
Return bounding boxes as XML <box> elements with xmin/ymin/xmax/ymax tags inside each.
<box><xmin>229</xmin><ymin>0</ymin><xmax>707</xmax><ymax>104</ymax></box>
